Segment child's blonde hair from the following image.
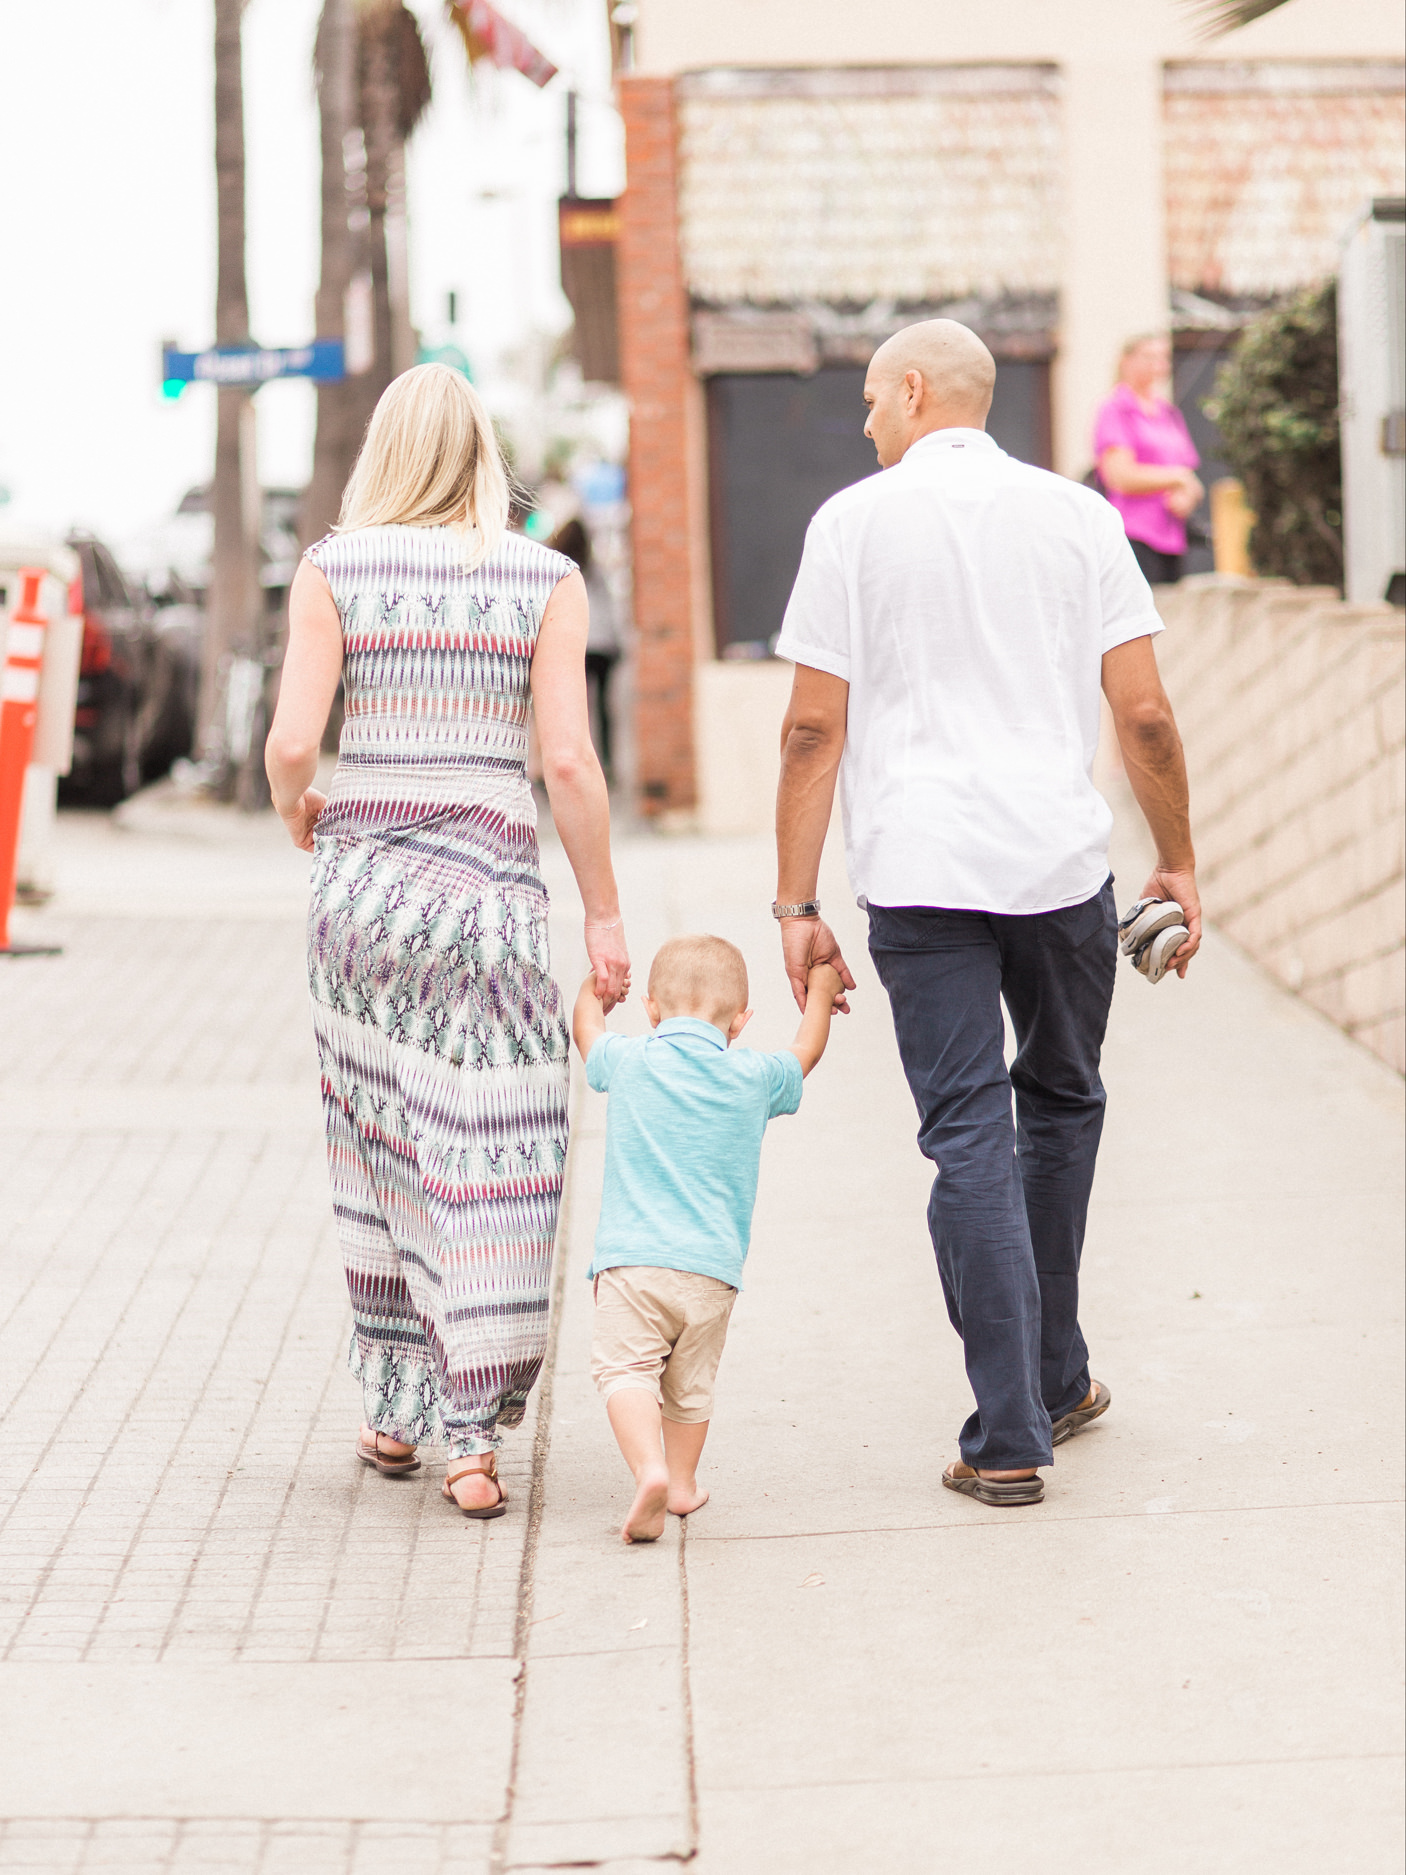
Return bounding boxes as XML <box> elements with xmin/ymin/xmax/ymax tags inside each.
<box><xmin>648</xmin><ymin>935</ymin><xmax>749</xmax><ymax>1024</ymax></box>
<box><xmin>337</xmin><ymin>363</ymin><xmax>509</xmax><ymax>566</ymax></box>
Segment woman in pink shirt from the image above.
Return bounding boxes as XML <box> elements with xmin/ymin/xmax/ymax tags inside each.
<box><xmin>1093</xmin><ymin>334</ymin><xmax>1203</xmax><ymax>585</ymax></box>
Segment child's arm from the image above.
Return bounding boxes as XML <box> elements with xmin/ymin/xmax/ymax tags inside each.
<box><xmin>788</xmin><ymin>962</ymin><xmax>844</xmax><ymax>1077</ymax></box>
<box><xmin>572</xmin><ymin>973</ymin><xmax>609</xmax><ymax>1060</ymax></box>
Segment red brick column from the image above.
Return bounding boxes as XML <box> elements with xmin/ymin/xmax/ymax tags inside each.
<box><xmin>617</xmin><ymin>75</ymin><xmax>696</xmax><ymax>814</ymax></box>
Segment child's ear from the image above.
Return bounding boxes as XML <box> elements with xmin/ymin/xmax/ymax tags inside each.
<box><xmin>726</xmin><ymin>1007</ymin><xmax>753</xmax><ymax>1043</ymax></box>
<box><xmin>642</xmin><ymin>994</ymin><xmax>662</xmax><ymax>1029</ymax></box>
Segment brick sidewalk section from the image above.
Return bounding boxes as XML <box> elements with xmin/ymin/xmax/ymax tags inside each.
<box><xmin>0</xmin><ymin>806</ymin><xmax>533</xmax><ymax>1872</ymax></box>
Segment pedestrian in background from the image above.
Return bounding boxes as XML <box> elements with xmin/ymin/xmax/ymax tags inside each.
<box><xmin>1093</xmin><ymin>334</ymin><xmax>1203</xmax><ymax>586</ymax></box>
<box><xmin>549</xmin><ymin>517</ymin><xmax>623</xmax><ymax>780</ymax></box>
<box><xmin>774</xmin><ymin>319</ymin><xmax>1201</xmax><ymax>1508</ymax></box>
<box><xmin>266</xmin><ymin>364</ymin><xmax>630</xmax><ymax>1519</ymax></box>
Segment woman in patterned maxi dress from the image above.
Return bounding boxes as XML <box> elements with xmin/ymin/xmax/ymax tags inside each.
<box><xmin>266</xmin><ymin>366</ymin><xmax>630</xmax><ymax>1517</ymax></box>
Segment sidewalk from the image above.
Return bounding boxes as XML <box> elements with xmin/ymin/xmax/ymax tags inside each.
<box><xmin>0</xmin><ymin>789</ymin><xmax>1400</xmax><ymax>1872</ymax></box>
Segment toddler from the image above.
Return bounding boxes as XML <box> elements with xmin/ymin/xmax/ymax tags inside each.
<box><xmin>573</xmin><ymin>933</ymin><xmax>842</xmax><ymax>1543</ymax></box>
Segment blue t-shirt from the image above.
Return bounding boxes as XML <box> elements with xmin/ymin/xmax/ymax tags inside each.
<box><xmin>585</xmin><ymin>1016</ymin><xmax>804</xmax><ymax>1288</ymax></box>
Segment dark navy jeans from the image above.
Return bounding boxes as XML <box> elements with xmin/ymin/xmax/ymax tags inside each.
<box><xmin>868</xmin><ymin>879</ymin><xmax>1118</xmax><ymax>1471</ymax></box>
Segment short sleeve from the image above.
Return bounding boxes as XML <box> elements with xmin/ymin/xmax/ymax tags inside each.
<box><xmin>762</xmin><ymin>1050</ymin><xmax>804</xmax><ymax>1119</ymax></box>
<box><xmin>774</xmin><ymin>513</ymin><xmax>851</xmax><ymax>680</ymax></box>
<box><xmin>586</xmin><ymin>1032</ymin><xmax>631</xmax><ymax>1093</ymax></box>
<box><xmin>1092</xmin><ymin>393</ymin><xmax>1135</xmax><ymax>460</ymax></box>
<box><xmin>1094</xmin><ymin>506</ymin><xmax>1164</xmax><ymax>652</ymax></box>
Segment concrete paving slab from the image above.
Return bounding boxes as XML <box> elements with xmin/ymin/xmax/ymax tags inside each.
<box><xmin>532</xmin><ymin>802</ymin><xmax>1403</xmax><ymax>1872</ymax></box>
<box><xmin>687</xmin><ymin>1503</ymin><xmax>1402</xmax><ymax>1784</ymax></box>
<box><xmin>0</xmin><ymin>1661</ymin><xmax>516</xmax><ymax>1820</ymax></box>
<box><xmin>503</xmin><ymin>1062</ymin><xmax>696</xmax><ymax>1870</ymax></box>
<box><xmin>694</xmin><ymin>1759</ymin><xmax>1403</xmax><ymax>1875</ymax></box>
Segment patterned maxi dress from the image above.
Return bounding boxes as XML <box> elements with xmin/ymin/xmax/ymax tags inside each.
<box><xmin>304</xmin><ymin>524</ymin><xmax>574</xmax><ymax>1458</ymax></box>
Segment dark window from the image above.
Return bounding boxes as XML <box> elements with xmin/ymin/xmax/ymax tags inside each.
<box><xmin>706</xmin><ymin>360</ymin><xmax>1052</xmax><ymax>654</ymax></box>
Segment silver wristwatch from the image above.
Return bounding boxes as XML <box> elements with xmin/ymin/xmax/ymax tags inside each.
<box><xmin>772</xmin><ymin>899</ymin><xmax>821</xmax><ymax>920</ymax></box>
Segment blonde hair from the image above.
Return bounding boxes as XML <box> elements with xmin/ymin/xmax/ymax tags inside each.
<box><xmin>648</xmin><ymin>935</ymin><xmax>749</xmax><ymax>1024</ymax></box>
<box><xmin>337</xmin><ymin>363</ymin><xmax>509</xmax><ymax>564</ymax></box>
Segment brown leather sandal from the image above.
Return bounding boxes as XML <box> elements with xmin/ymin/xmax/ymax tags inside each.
<box><xmin>942</xmin><ymin>1461</ymin><xmax>1044</xmax><ymax>1506</ymax></box>
<box><xmin>442</xmin><ymin>1454</ymin><xmax>508</xmax><ymax>1520</ymax></box>
<box><xmin>1050</xmin><ymin>1380</ymin><xmax>1111</xmax><ymax>1447</ymax></box>
<box><xmin>355</xmin><ymin>1430</ymin><xmax>421</xmax><ymax>1476</ymax></box>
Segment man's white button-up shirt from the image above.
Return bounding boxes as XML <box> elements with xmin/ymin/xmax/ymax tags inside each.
<box><xmin>775</xmin><ymin>428</ymin><xmax>1164</xmax><ymax>916</ymax></box>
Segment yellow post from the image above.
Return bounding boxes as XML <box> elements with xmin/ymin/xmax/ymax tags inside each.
<box><xmin>1211</xmin><ymin>477</ymin><xmax>1255</xmax><ymax>577</ymax></box>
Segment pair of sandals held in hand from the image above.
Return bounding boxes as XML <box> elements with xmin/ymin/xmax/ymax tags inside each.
<box><xmin>1118</xmin><ymin>897</ymin><xmax>1190</xmax><ymax>984</ymax></box>
<box><xmin>355</xmin><ymin>1430</ymin><xmax>507</xmax><ymax>1520</ymax></box>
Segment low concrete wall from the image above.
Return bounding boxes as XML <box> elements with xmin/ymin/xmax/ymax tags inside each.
<box><xmin>1155</xmin><ymin>577</ymin><xmax>1405</xmax><ymax>1073</ymax></box>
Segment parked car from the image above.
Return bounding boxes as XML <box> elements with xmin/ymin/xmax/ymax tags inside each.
<box><xmin>60</xmin><ymin>533</ymin><xmax>154</xmax><ymax>806</ymax></box>
<box><xmin>139</xmin><ymin>568</ymin><xmax>202</xmax><ymax>782</ymax></box>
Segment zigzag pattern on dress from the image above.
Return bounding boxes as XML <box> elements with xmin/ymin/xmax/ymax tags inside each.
<box><xmin>304</xmin><ymin>524</ymin><xmax>574</xmax><ymax>1457</ymax></box>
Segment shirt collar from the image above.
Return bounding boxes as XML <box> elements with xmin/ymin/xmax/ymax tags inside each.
<box><xmin>653</xmin><ymin>1016</ymin><xmax>728</xmax><ymax>1049</ymax></box>
<box><xmin>903</xmin><ymin>427</ymin><xmax>999</xmax><ymax>461</ymax></box>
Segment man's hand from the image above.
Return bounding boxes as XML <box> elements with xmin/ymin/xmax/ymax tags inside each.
<box><xmin>780</xmin><ymin>917</ymin><xmax>856</xmax><ymax>1014</ymax></box>
<box><xmin>1140</xmin><ymin>864</ymin><xmax>1202</xmax><ymax>976</ymax></box>
<box><xmin>279</xmin><ymin>788</ymin><xmax>326</xmax><ymax>853</ymax></box>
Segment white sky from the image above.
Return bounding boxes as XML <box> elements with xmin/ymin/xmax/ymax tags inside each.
<box><xmin>0</xmin><ymin>0</ymin><xmax>622</xmax><ymax>545</ymax></box>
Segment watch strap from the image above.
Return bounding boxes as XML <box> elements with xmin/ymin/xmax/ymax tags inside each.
<box><xmin>772</xmin><ymin>899</ymin><xmax>821</xmax><ymax>920</ymax></box>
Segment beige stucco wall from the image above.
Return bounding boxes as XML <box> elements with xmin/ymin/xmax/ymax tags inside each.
<box><xmin>632</xmin><ymin>0</ymin><xmax>1406</xmax><ymax>477</ymax></box>
<box><xmin>1155</xmin><ymin>578</ymin><xmax>1405</xmax><ymax>1072</ymax></box>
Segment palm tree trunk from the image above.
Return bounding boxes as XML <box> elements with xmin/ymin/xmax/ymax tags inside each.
<box><xmin>360</xmin><ymin>8</ymin><xmax>398</xmax><ymax>404</ymax></box>
<box><xmin>303</xmin><ymin>0</ymin><xmax>364</xmax><ymax>550</ymax></box>
<box><xmin>201</xmin><ymin>0</ymin><xmax>259</xmax><ymax>770</ymax></box>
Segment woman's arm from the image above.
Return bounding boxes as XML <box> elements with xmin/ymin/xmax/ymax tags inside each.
<box><xmin>531</xmin><ymin>569</ymin><xmax>630</xmax><ymax>1010</ymax></box>
<box><xmin>265</xmin><ymin>557</ymin><xmax>343</xmax><ymax>850</ymax></box>
<box><xmin>1098</xmin><ymin>446</ymin><xmax>1199</xmax><ymax>498</ymax></box>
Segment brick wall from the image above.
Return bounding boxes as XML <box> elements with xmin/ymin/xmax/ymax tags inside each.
<box><xmin>1156</xmin><ymin>578</ymin><xmax>1405</xmax><ymax>1072</ymax></box>
<box><xmin>617</xmin><ymin>75</ymin><xmax>697</xmax><ymax>814</ymax></box>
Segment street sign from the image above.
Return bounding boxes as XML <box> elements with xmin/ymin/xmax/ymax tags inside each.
<box><xmin>161</xmin><ymin>340</ymin><xmax>345</xmax><ymax>396</ymax></box>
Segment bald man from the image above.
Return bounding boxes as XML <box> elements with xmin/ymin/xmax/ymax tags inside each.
<box><xmin>773</xmin><ymin>319</ymin><xmax>1200</xmax><ymax>1508</ymax></box>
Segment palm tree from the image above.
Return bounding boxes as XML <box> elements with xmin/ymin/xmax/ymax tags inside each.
<box><xmin>302</xmin><ymin>0</ymin><xmax>430</xmax><ymax>550</ymax></box>
<box><xmin>303</xmin><ymin>0</ymin><xmax>360</xmax><ymax>550</ymax></box>
<box><xmin>1184</xmin><ymin>0</ymin><xmax>1293</xmax><ymax>32</ymax></box>
<box><xmin>201</xmin><ymin>0</ymin><xmax>259</xmax><ymax>769</ymax></box>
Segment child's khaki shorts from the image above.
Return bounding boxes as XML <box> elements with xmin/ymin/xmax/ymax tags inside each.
<box><xmin>591</xmin><ymin>1267</ymin><xmax>738</xmax><ymax>1423</ymax></box>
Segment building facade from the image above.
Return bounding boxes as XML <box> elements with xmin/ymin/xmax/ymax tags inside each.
<box><xmin>612</xmin><ymin>0</ymin><xmax>1405</xmax><ymax>819</ymax></box>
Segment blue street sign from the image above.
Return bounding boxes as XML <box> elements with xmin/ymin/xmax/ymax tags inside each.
<box><xmin>162</xmin><ymin>340</ymin><xmax>345</xmax><ymax>396</ymax></box>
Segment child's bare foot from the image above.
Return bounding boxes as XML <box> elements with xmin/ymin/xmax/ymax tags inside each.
<box><xmin>667</xmin><ymin>1482</ymin><xmax>709</xmax><ymax>1516</ymax></box>
<box><xmin>622</xmin><ymin>1465</ymin><xmax>669</xmax><ymax>1543</ymax></box>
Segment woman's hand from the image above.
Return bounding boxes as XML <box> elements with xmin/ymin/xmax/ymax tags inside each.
<box><xmin>279</xmin><ymin>788</ymin><xmax>326</xmax><ymax>853</ymax></box>
<box><xmin>1164</xmin><ymin>471</ymin><xmax>1204</xmax><ymax>520</ymax></box>
<box><xmin>585</xmin><ymin>916</ymin><xmax>631</xmax><ymax>1012</ymax></box>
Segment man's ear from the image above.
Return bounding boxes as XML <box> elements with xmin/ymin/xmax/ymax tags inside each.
<box><xmin>642</xmin><ymin>994</ymin><xmax>662</xmax><ymax>1029</ymax></box>
<box><xmin>726</xmin><ymin>1007</ymin><xmax>754</xmax><ymax>1043</ymax></box>
<box><xmin>904</xmin><ymin>368</ymin><xmax>924</xmax><ymax>412</ymax></box>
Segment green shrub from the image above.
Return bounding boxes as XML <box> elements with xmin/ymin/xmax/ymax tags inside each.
<box><xmin>1205</xmin><ymin>283</ymin><xmax>1343</xmax><ymax>587</ymax></box>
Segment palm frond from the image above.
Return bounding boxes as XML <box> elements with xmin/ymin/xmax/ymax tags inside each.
<box><xmin>1182</xmin><ymin>0</ymin><xmax>1294</xmax><ymax>39</ymax></box>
